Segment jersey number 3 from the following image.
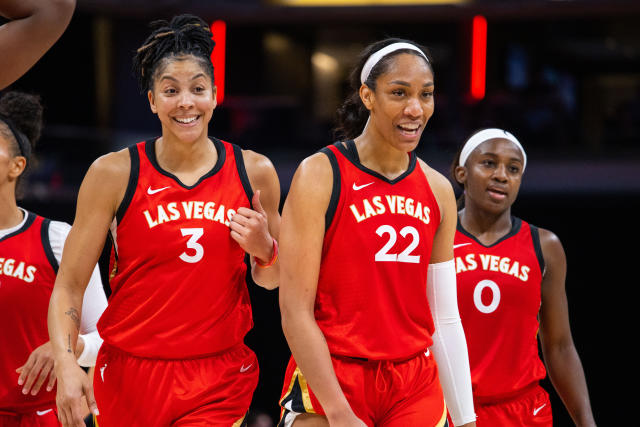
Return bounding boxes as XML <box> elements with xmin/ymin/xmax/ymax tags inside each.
<box><xmin>375</xmin><ymin>225</ymin><xmax>420</xmax><ymax>263</ymax></box>
<box><xmin>180</xmin><ymin>228</ymin><xmax>204</xmax><ymax>263</ymax></box>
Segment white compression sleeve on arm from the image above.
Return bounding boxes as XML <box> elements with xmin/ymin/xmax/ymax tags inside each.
<box><xmin>427</xmin><ymin>260</ymin><xmax>476</xmax><ymax>426</ymax></box>
<box><xmin>76</xmin><ymin>331</ymin><xmax>103</xmax><ymax>367</ymax></box>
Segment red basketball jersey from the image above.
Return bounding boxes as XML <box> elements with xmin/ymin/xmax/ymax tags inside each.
<box><xmin>316</xmin><ymin>141</ymin><xmax>441</xmax><ymax>360</ymax></box>
<box><xmin>98</xmin><ymin>138</ymin><xmax>254</xmax><ymax>359</ymax></box>
<box><xmin>0</xmin><ymin>212</ymin><xmax>58</xmax><ymax>412</ymax></box>
<box><xmin>454</xmin><ymin>217</ymin><xmax>546</xmax><ymax>401</ymax></box>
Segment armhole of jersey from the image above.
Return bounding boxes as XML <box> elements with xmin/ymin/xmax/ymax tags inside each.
<box><xmin>115</xmin><ymin>145</ymin><xmax>140</xmax><ymax>224</ymax></box>
<box><xmin>40</xmin><ymin>219</ymin><xmax>59</xmax><ymax>273</ymax></box>
<box><xmin>319</xmin><ymin>147</ymin><xmax>341</xmax><ymax>231</ymax></box>
<box><xmin>529</xmin><ymin>224</ymin><xmax>546</xmax><ymax>275</ymax></box>
<box><xmin>232</xmin><ymin>143</ymin><xmax>254</xmax><ymax>207</ymax></box>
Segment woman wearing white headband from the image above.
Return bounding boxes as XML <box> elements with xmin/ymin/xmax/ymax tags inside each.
<box><xmin>279</xmin><ymin>38</ymin><xmax>475</xmax><ymax>427</ymax></box>
<box><xmin>451</xmin><ymin>129</ymin><xmax>596</xmax><ymax>426</ymax></box>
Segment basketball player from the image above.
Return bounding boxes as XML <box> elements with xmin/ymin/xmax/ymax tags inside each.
<box><xmin>0</xmin><ymin>91</ymin><xmax>106</xmax><ymax>426</ymax></box>
<box><xmin>0</xmin><ymin>0</ymin><xmax>76</xmax><ymax>89</ymax></box>
<box><xmin>47</xmin><ymin>14</ymin><xmax>281</xmax><ymax>427</ymax></box>
<box><xmin>278</xmin><ymin>39</ymin><xmax>476</xmax><ymax>427</ymax></box>
<box><xmin>451</xmin><ymin>128</ymin><xmax>596</xmax><ymax>426</ymax></box>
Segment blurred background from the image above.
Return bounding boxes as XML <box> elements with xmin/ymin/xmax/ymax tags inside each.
<box><xmin>5</xmin><ymin>0</ymin><xmax>639</xmax><ymax>425</ymax></box>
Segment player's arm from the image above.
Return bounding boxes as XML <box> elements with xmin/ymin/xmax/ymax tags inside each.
<box><xmin>48</xmin><ymin>149</ymin><xmax>129</xmax><ymax>427</ymax></box>
<box><xmin>279</xmin><ymin>153</ymin><xmax>366</xmax><ymax>426</ymax></box>
<box><xmin>16</xmin><ymin>221</ymin><xmax>107</xmax><ymax>397</ymax></box>
<box><xmin>538</xmin><ymin>229</ymin><xmax>596</xmax><ymax>427</ymax></box>
<box><xmin>230</xmin><ymin>150</ymin><xmax>281</xmax><ymax>289</ymax></box>
<box><xmin>422</xmin><ymin>162</ymin><xmax>476</xmax><ymax>427</ymax></box>
<box><xmin>0</xmin><ymin>0</ymin><xmax>76</xmax><ymax>89</ymax></box>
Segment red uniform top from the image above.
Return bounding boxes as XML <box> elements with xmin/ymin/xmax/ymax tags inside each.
<box><xmin>315</xmin><ymin>141</ymin><xmax>441</xmax><ymax>360</ymax></box>
<box><xmin>0</xmin><ymin>212</ymin><xmax>58</xmax><ymax>413</ymax></box>
<box><xmin>454</xmin><ymin>217</ymin><xmax>546</xmax><ymax>402</ymax></box>
<box><xmin>98</xmin><ymin>138</ymin><xmax>254</xmax><ymax>359</ymax></box>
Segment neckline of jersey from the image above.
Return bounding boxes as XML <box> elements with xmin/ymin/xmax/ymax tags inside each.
<box><xmin>334</xmin><ymin>140</ymin><xmax>416</xmax><ymax>185</ymax></box>
<box><xmin>0</xmin><ymin>210</ymin><xmax>36</xmax><ymax>243</ymax></box>
<box><xmin>145</xmin><ymin>137</ymin><xmax>226</xmax><ymax>190</ymax></box>
<box><xmin>456</xmin><ymin>216</ymin><xmax>523</xmax><ymax>248</ymax></box>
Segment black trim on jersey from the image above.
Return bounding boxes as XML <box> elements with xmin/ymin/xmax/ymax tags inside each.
<box><xmin>145</xmin><ymin>137</ymin><xmax>226</xmax><ymax>189</ymax></box>
<box><xmin>40</xmin><ymin>218</ymin><xmax>59</xmax><ymax>273</ymax></box>
<box><xmin>232</xmin><ymin>143</ymin><xmax>254</xmax><ymax>207</ymax></box>
<box><xmin>115</xmin><ymin>145</ymin><xmax>140</xmax><ymax>225</ymax></box>
<box><xmin>529</xmin><ymin>224</ymin><xmax>546</xmax><ymax>274</ymax></box>
<box><xmin>0</xmin><ymin>211</ymin><xmax>36</xmax><ymax>243</ymax></box>
<box><xmin>319</xmin><ymin>147</ymin><xmax>341</xmax><ymax>231</ymax></box>
<box><xmin>279</xmin><ymin>376</ymin><xmax>310</xmax><ymax>414</ymax></box>
<box><xmin>334</xmin><ymin>140</ymin><xmax>417</xmax><ymax>185</ymax></box>
<box><xmin>457</xmin><ymin>216</ymin><xmax>523</xmax><ymax>248</ymax></box>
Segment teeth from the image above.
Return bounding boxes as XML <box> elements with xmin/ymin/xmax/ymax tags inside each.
<box><xmin>399</xmin><ymin>124</ymin><xmax>419</xmax><ymax>131</ymax></box>
<box><xmin>174</xmin><ymin>116</ymin><xmax>198</xmax><ymax>124</ymax></box>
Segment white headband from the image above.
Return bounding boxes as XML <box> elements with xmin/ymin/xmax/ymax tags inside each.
<box><xmin>459</xmin><ymin>128</ymin><xmax>527</xmax><ymax>172</ymax></box>
<box><xmin>360</xmin><ymin>42</ymin><xmax>429</xmax><ymax>84</ymax></box>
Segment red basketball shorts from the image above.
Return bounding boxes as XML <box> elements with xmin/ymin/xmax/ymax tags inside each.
<box><xmin>475</xmin><ymin>384</ymin><xmax>552</xmax><ymax>427</ymax></box>
<box><xmin>93</xmin><ymin>343</ymin><xmax>258</xmax><ymax>427</ymax></box>
<box><xmin>278</xmin><ymin>350</ymin><xmax>448</xmax><ymax>427</ymax></box>
<box><xmin>0</xmin><ymin>406</ymin><xmax>59</xmax><ymax>427</ymax></box>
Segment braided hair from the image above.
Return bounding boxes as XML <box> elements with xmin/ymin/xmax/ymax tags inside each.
<box><xmin>132</xmin><ymin>14</ymin><xmax>215</xmax><ymax>93</ymax></box>
<box><xmin>334</xmin><ymin>38</ymin><xmax>433</xmax><ymax>141</ymax></box>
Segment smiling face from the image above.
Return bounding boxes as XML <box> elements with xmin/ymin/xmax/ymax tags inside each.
<box><xmin>360</xmin><ymin>52</ymin><xmax>434</xmax><ymax>152</ymax></box>
<box><xmin>147</xmin><ymin>55</ymin><xmax>217</xmax><ymax>144</ymax></box>
<box><xmin>455</xmin><ymin>138</ymin><xmax>525</xmax><ymax>215</ymax></box>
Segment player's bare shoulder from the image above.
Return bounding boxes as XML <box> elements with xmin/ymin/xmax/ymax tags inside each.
<box><xmin>417</xmin><ymin>157</ymin><xmax>455</xmax><ymax>207</ymax></box>
<box><xmin>81</xmin><ymin>147</ymin><xmax>132</xmax><ymax>213</ymax></box>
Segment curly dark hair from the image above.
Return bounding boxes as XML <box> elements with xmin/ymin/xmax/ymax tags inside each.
<box><xmin>132</xmin><ymin>14</ymin><xmax>215</xmax><ymax>93</ymax></box>
<box><xmin>0</xmin><ymin>91</ymin><xmax>43</xmax><ymax>159</ymax></box>
<box><xmin>334</xmin><ymin>38</ymin><xmax>433</xmax><ymax>141</ymax></box>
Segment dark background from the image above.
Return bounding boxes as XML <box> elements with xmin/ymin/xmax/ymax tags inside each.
<box><xmin>7</xmin><ymin>0</ymin><xmax>640</xmax><ymax>425</ymax></box>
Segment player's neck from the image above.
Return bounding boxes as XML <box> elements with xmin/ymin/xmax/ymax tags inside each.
<box><xmin>459</xmin><ymin>204</ymin><xmax>512</xmax><ymax>244</ymax></box>
<box><xmin>354</xmin><ymin>133</ymin><xmax>409</xmax><ymax>180</ymax></box>
<box><xmin>0</xmin><ymin>190</ymin><xmax>23</xmax><ymax>230</ymax></box>
<box><xmin>154</xmin><ymin>135</ymin><xmax>218</xmax><ymax>183</ymax></box>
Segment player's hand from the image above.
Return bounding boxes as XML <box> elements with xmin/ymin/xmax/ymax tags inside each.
<box><xmin>230</xmin><ymin>190</ymin><xmax>274</xmax><ymax>262</ymax></box>
<box><xmin>16</xmin><ymin>341</ymin><xmax>56</xmax><ymax>395</ymax></box>
<box><xmin>55</xmin><ymin>361</ymin><xmax>98</xmax><ymax>427</ymax></box>
<box><xmin>327</xmin><ymin>409</ymin><xmax>368</xmax><ymax>427</ymax></box>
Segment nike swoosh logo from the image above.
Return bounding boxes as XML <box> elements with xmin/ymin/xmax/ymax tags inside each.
<box><xmin>453</xmin><ymin>243</ymin><xmax>472</xmax><ymax>249</ymax></box>
<box><xmin>240</xmin><ymin>364</ymin><xmax>252</xmax><ymax>373</ymax></box>
<box><xmin>100</xmin><ymin>364</ymin><xmax>107</xmax><ymax>382</ymax></box>
<box><xmin>533</xmin><ymin>403</ymin><xmax>546</xmax><ymax>416</ymax></box>
<box><xmin>353</xmin><ymin>182</ymin><xmax>374</xmax><ymax>191</ymax></box>
<box><xmin>147</xmin><ymin>185</ymin><xmax>170</xmax><ymax>195</ymax></box>
<box><xmin>36</xmin><ymin>409</ymin><xmax>53</xmax><ymax>416</ymax></box>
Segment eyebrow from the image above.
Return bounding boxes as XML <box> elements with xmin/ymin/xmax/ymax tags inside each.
<box><xmin>388</xmin><ymin>80</ymin><xmax>434</xmax><ymax>88</ymax></box>
<box><xmin>159</xmin><ymin>73</ymin><xmax>207</xmax><ymax>82</ymax></box>
<box><xmin>479</xmin><ymin>152</ymin><xmax>523</xmax><ymax>163</ymax></box>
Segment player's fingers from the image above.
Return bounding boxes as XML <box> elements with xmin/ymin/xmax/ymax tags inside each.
<box><xmin>17</xmin><ymin>354</ymin><xmax>35</xmax><ymax>385</ymax></box>
<box><xmin>57</xmin><ymin>402</ymin><xmax>70</xmax><ymax>427</ymax></box>
<box><xmin>85</xmin><ymin>383</ymin><xmax>99</xmax><ymax>416</ymax></box>
<box><xmin>229</xmin><ymin>220</ymin><xmax>246</xmax><ymax>235</ymax></box>
<box><xmin>230</xmin><ymin>229</ymin><xmax>245</xmax><ymax>245</ymax></box>
<box><xmin>30</xmin><ymin>360</ymin><xmax>53</xmax><ymax>395</ymax></box>
<box><xmin>47</xmin><ymin>369</ymin><xmax>57</xmax><ymax>392</ymax></box>
<box><xmin>22</xmin><ymin>357</ymin><xmax>45</xmax><ymax>394</ymax></box>
<box><xmin>70</xmin><ymin>399</ymin><xmax>86</xmax><ymax>427</ymax></box>
<box><xmin>231</xmin><ymin>209</ymin><xmax>252</xmax><ymax>224</ymax></box>
<box><xmin>252</xmin><ymin>190</ymin><xmax>266</xmax><ymax>216</ymax></box>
